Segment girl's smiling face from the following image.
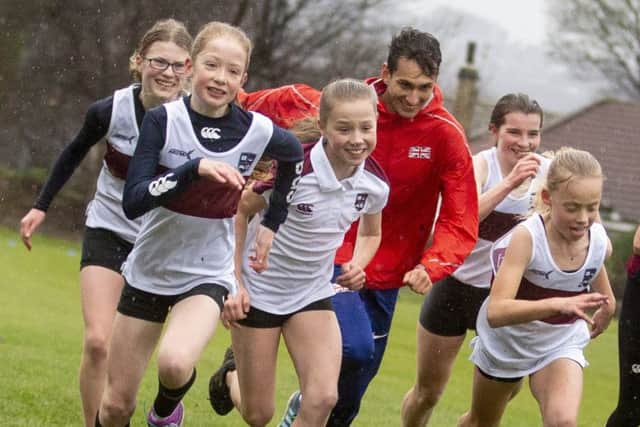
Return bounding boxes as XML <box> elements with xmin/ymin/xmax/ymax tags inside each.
<box><xmin>189</xmin><ymin>35</ymin><xmax>248</xmax><ymax>117</ymax></box>
<box><xmin>137</xmin><ymin>41</ymin><xmax>190</xmax><ymax>105</ymax></box>
<box><xmin>493</xmin><ymin>111</ymin><xmax>542</xmax><ymax>168</ymax></box>
<box><xmin>321</xmin><ymin>98</ymin><xmax>377</xmax><ymax>179</ymax></box>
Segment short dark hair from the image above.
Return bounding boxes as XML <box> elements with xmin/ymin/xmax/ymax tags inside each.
<box><xmin>489</xmin><ymin>93</ymin><xmax>544</xmax><ymax>130</ymax></box>
<box><xmin>387</xmin><ymin>27</ymin><xmax>441</xmax><ymax>77</ymax></box>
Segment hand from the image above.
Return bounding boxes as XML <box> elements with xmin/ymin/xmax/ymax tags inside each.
<box><xmin>403</xmin><ymin>264</ymin><xmax>432</xmax><ymax>295</ymax></box>
<box><xmin>505</xmin><ymin>154</ymin><xmax>541</xmax><ymax>189</ymax></box>
<box><xmin>198</xmin><ymin>159</ymin><xmax>245</xmax><ymax>190</ymax></box>
<box><xmin>336</xmin><ymin>262</ymin><xmax>366</xmax><ymax>290</ymax></box>
<box><xmin>555</xmin><ymin>292</ymin><xmax>609</xmax><ymax>325</ymax></box>
<box><xmin>249</xmin><ymin>225</ymin><xmax>275</xmax><ymax>273</ymax></box>
<box><xmin>590</xmin><ymin>301</ymin><xmax>614</xmax><ymax>339</ymax></box>
<box><xmin>221</xmin><ymin>286</ymin><xmax>251</xmax><ymax>328</ymax></box>
<box><xmin>19</xmin><ymin>208</ymin><xmax>46</xmax><ymax>251</ymax></box>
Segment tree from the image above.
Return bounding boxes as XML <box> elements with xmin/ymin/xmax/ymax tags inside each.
<box><xmin>233</xmin><ymin>0</ymin><xmax>387</xmax><ymax>90</ymax></box>
<box><xmin>548</xmin><ymin>0</ymin><xmax>640</xmax><ymax>99</ymax></box>
<box><xmin>1</xmin><ymin>0</ymin><xmax>389</xmax><ymax>172</ymax></box>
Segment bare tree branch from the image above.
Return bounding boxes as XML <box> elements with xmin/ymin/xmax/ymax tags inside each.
<box><xmin>549</xmin><ymin>0</ymin><xmax>640</xmax><ymax>99</ymax></box>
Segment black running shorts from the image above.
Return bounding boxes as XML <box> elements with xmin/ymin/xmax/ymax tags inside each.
<box><xmin>419</xmin><ymin>275</ymin><xmax>489</xmax><ymax>336</ymax></box>
<box><xmin>80</xmin><ymin>227</ymin><xmax>133</xmax><ymax>272</ymax></box>
<box><xmin>238</xmin><ymin>297</ymin><xmax>334</xmax><ymax>328</ymax></box>
<box><xmin>117</xmin><ymin>282</ymin><xmax>228</xmax><ymax>323</ymax></box>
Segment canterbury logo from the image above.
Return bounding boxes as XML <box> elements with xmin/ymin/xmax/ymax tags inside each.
<box><xmin>148</xmin><ymin>173</ymin><xmax>177</xmax><ymax>196</ymax></box>
<box><xmin>201</xmin><ymin>127</ymin><xmax>221</xmax><ymax>139</ymax></box>
<box><xmin>632</xmin><ymin>364</ymin><xmax>640</xmax><ymax>374</ymax></box>
<box><xmin>295</xmin><ymin>203</ymin><xmax>314</xmax><ymax>216</ymax></box>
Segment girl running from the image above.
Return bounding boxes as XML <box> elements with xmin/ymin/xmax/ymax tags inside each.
<box><xmin>209</xmin><ymin>78</ymin><xmax>389</xmax><ymax>427</ymax></box>
<box><xmin>606</xmin><ymin>224</ymin><xmax>640</xmax><ymax>427</ymax></box>
<box><xmin>402</xmin><ymin>93</ymin><xmax>549</xmax><ymax>426</ymax></box>
<box><xmin>95</xmin><ymin>21</ymin><xmax>303</xmax><ymax>427</ymax></box>
<box><xmin>18</xmin><ymin>19</ymin><xmax>192</xmax><ymax>427</ymax></box>
<box><xmin>459</xmin><ymin>147</ymin><xmax>615</xmax><ymax>427</ymax></box>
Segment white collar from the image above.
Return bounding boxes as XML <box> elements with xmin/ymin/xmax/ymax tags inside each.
<box><xmin>310</xmin><ymin>138</ymin><xmax>365</xmax><ymax>192</ymax></box>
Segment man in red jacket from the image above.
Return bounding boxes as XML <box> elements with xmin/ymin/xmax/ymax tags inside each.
<box><xmin>319</xmin><ymin>28</ymin><xmax>479</xmax><ymax>427</ymax></box>
<box><xmin>267</xmin><ymin>29</ymin><xmax>478</xmax><ymax>427</ymax></box>
<box><xmin>211</xmin><ymin>28</ymin><xmax>478</xmax><ymax>427</ymax></box>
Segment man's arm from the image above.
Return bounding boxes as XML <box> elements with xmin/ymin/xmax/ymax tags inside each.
<box><xmin>419</xmin><ymin>138</ymin><xmax>479</xmax><ymax>283</ymax></box>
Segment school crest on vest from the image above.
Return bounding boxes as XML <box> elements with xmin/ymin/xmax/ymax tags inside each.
<box><xmin>579</xmin><ymin>268</ymin><xmax>597</xmax><ymax>289</ymax></box>
<box><xmin>355</xmin><ymin>193</ymin><xmax>368</xmax><ymax>211</ymax></box>
<box><xmin>238</xmin><ymin>152</ymin><xmax>257</xmax><ymax>174</ymax></box>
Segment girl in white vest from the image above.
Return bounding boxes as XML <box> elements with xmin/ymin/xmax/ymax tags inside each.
<box><xmin>208</xmin><ymin>79</ymin><xmax>389</xmax><ymax>427</ymax></box>
<box><xmin>403</xmin><ymin>93</ymin><xmax>549</xmax><ymax>427</ymax></box>
<box><xmin>459</xmin><ymin>147</ymin><xmax>615</xmax><ymax>427</ymax></box>
<box><xmin>18</xmin><ymin>20</ymin><xmax>192</xmax><ymax>427</ymax></box>
<box><xmin>96</xmin><ymin>21</ymin><xmax>303</xmax><ymax>427</ymax></box>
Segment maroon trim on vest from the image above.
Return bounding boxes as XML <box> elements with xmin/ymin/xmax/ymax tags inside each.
<box><xmin>627</xmin><ymin>254</ymin><xmax>640</xmax><ymax>277</ymax></box>
<box><xmin>156</xmin><ymin>163</ymin><xmax>242</xmax><ymax>219</ymax></box>
<box><xmin>104</xmin><ymin>143</ymin><xmax>132</xmax><ymax>180</ymax></box>
<box><xmin>301</xmin><ymin>142</ymin><xmax>315</xmax><ymax>176</ymax></box>
<box><xmin>363</xmin><ymin>155</ymin><xmax>389</xmax><ymax>184</ymax></box>
<box><xmin>516</xmin><ymin>277</ymin><xmax>586</xmax><ymax>325</ymax></box>
<box><xmin>479</xmin><ymin>211</ymin><xmax>521</xmax><ymax>242</ymax></box>
<box><xmin>252</xmin><ymin>179</ymin><xmax>274</xmax><ymax>195</ymax></box>
<box><xmin>165</xmin><ymin>179</ymin><xmax>242</xmax><ymax>219</ymax></box>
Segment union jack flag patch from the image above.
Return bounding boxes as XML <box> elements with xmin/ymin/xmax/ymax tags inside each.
<box><xmin>408</xmin><ymin>146</ymin><xmax>431</xmax><ymax>159</ymax></box>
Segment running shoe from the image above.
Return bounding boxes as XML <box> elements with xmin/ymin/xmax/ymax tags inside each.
<box><xmin>278</xmin><ymin>390</ymin><xmax>302</xmax><ymax>427</ymax></box>
<box><xmin>208</xmin><ymin>346</ymin><xmax>236</xmax><ymax>415</ymax></box>
<box><xmin>146</xmin><ymin>401</ymin><xmax>184</xmax><ymax>427</ymax></box>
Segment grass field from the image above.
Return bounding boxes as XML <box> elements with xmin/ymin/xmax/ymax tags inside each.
<box><xmin>0</xmin><ymin>226</ymin><xmax>622</xmax><ymax>426</ymax></box>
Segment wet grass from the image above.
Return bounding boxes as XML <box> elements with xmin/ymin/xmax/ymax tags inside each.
<box><xmin>0</xmin><ymin>226</ymin><xmax>621</xmax><ymax>426</ymax></box>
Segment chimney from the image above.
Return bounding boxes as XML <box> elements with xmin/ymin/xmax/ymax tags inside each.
<box><xmin>453</xmin><ymin>42</ymin><xmax>479</xmax><ymax>136</ymax></box>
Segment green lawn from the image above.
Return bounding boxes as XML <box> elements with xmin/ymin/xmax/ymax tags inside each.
<box><xmin>0</xmin><ymin>226</ymin><xmax>621</xmax><ymax>426</ymax></box>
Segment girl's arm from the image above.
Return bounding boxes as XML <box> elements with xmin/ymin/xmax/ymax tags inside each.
<box><xmin>122</xmin><ymin>111</ymin><xmax>244</xmax><ymax>219</ymax></box>
<box><xmin>633</xmin><ymin>224</ymin><xmax>640</xmax><ymax>255</ymax></box>
<box><xmin>487</xmin><ymin>225</ymin><xmax>607</xmax><ymax>327</ymax></box>
<box><xmin>595</xmin><ymin>210</ymin><xmax>613</xmax><ymax>257</ymax></box>
<box><xmin>223</xmin><ymin>186</ymin><xmax>267</xmax><ymax>324</ymax></box>
<box><xmin>123</xmin><ymin>111</ymin><xmax>198</xmax><ymax>219</ymax></box>
<box><xmin>588</xmin><ymin>266</ymin><xmax>616</xmax><ymax>338</ymax></box>
<box><xmin>260</xmin><ymin>127</ymin><xmax>303</xmax><ymax>233</ymax></box>
<box><xmin>234</xmin><ymin>187</ymin><xmax>268</xmax><ymax>278</ymax></box>
<box><xmin>249</xmin><ymin>127</ymin><xmax>302</xmax><ymax>270</ymax></box>
<box><xmin>478</xmin><ymin>153</ymin><xmax>541</xmax><ymax>221</ymax></box>
<box><xmin>336</xmin><ymin>212</ymin><xmax>382</xmax><ymax>290</ymax></box>
<box><xmin>20</xmin><ymin>101</ymin><xmax>109</xmax><ymax>249</ymax></box>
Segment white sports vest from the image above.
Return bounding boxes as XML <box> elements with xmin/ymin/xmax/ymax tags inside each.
<box><xmin>471</xmin><ymin>214</ymin><xmax>608</xmax><ymax>377</ymax></box>
<box><xmin>453</xmin><ymin>148</ymin><xmax>549</xmax><ymax>288</ymax></box>
<box><xmin>123</xmin><ymin>99</ymin><xmax>273</xmax><ymax>295</ymax></box>
<box><xmin>85</xmin><ymin>85</ymin><xmax>142</xmax><ymax>243</ymax></box>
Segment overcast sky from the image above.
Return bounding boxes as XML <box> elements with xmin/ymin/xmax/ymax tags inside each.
<box><xmin>414</xmin><ymin>0</ymin><xmax>548</xmax><ymax>45</ymax></box>
<box><xmin>385</xmin><ymin>0</ymin><xmax>608</xmax><ymax>114</ymax></box>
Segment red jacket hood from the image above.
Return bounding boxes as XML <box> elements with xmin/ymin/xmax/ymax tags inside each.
<box><xmin>365</xmin><ymin>76</ymin><xmax>445</xmax><ymax>118</ymax></box>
